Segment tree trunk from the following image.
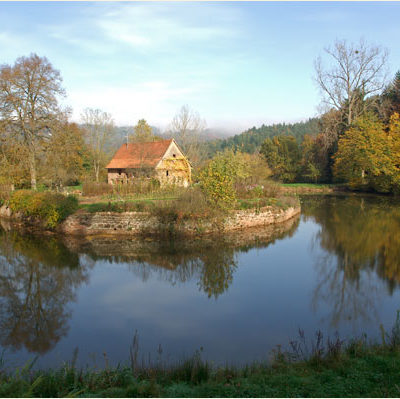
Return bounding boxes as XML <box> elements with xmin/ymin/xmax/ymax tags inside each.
<box><xmin>95</xmin><ymin>164</ymin><xmax>99</xmax><ymax>183</ymax></box>
<box><xmin>348</xmin><ymin>103</ymin><xmax>352</xmax><ymax>127</ymax></box>
<box><xmin>29</xmin><ymin>152</ymin><xmax>37</xmax><ymax>190</ymax></box>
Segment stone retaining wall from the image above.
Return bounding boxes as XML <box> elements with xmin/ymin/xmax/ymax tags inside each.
<box><xmin>59</xmin><ymin>205</ymin><xmax>300</xmax><ymax>237</ymax></box>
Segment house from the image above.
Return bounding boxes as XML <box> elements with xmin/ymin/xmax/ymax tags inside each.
<box><xmin>105</xmin><ymin>139</ymin><xmax>191</xmax><ymax>187</ymax></box>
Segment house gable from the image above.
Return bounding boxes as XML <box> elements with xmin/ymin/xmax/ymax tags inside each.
<box><xmin>155</xmin><ymin>140</ymin><xmax>186</xmax><ymax>169</ymax></box>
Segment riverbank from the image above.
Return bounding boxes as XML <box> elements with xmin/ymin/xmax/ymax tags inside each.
<box><xmin>0</xmin><ymin>200</ymin><xmax>300</xmax><ymax>237</ymax></box>
<box><xmin>1</xmin><ymin>331</ymin><xmax>400</xmax><ymax>397</ymax></box>
<box><xmin>279</xmin><ymin>183</ymin><xmax>340</xmax><ymax>195</ymax></box>
<box><xmin>59</xmin><ymin>204</ymin><xmax>300</xmax><ymax>237</ymax></box>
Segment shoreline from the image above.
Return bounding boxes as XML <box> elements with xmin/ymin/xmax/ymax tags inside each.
<box><xmin>0</xmin><ymin>204</ymin><xmax>301</xmax><ymax>238</ymax></box>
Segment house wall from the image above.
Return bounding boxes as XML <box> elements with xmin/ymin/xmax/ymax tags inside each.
<box><xmin>107</xmin><ymin>169</ymin><xmax>128</xmax><ymax>184</ymax></box>
<box><xmin>156</xmin><ymin>141</ymin><xmax>191</xmax><ymax>187</ymax></box>
<box><xmin>155</xmin><ymin>167</ymin><xmax>190</xmax><ymax>187</ymax></box>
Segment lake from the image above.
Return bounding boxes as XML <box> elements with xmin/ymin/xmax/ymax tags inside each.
<box><xmin>0</xmin><ymin>194</ymin><xmax>399</xmax><ymax>369</ymax></box>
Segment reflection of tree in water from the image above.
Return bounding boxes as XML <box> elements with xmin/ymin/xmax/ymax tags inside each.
<box><xmin>0</xmin><ymin>231</ymin><xmax>92</xmax><ymax>354</ymax></box>
<box><xmin>66</xmin><ymin>216</ymin><xmax>300</xmax><ymax>299</ymax></box>
<box><xmin>303</xmin><ymin>195</ymin><xmax>400</xmax><ymax>327</ymax></box>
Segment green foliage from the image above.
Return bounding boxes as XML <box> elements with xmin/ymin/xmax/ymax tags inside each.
<box><xmin>9</xmin><ymin>190</ymin><xmax>78</xmax><ymax>229</ymax></box>
<box><xmin>260</xmin><ymin>135</ymin><xmax>301</xmax><ymax>182</ymax></box>
<box><xmin>204</xmin><ymin>118</ymin><xmax>320</xmax><ymax>157</ymax></box>
<box><xmin>379</xmin><ymin>71</ymin><xmax>400</xmax><ymax>123</ymax></box>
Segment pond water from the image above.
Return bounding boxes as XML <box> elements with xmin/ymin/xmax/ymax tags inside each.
<box><xmin>0</xmin><ymin>194</ymin><xmax>400</xmax><ymax>369</ymax></box>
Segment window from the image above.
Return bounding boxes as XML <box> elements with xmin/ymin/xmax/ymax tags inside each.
<box><xmin>173</xmin><ymin>153</ymin><xmax>176</xmax><ymax>158</ymax></box>
<box><xmin>166</xmin><ymin>170</ymin><xmax>169</xmax><ymax>176</ymax></box>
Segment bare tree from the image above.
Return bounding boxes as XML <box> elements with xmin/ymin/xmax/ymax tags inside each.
<box><xmin>0</xmin><ymin>54</ymin><xmax>66</xmax><ymax>189</ymax></box>
<box><xmin>314</xmin><ymin>39</ymin><xmax>389</xmax><ymax>126</ymax></box>
<box><xmin>169</xmin><ymin>105</ymin><xmax>206</xmax><ymax>166</ymax></box>
<box><xmin>81</xmin><ymin>108</ymin><xmax>114</xmax><ymax>182</ymax></box>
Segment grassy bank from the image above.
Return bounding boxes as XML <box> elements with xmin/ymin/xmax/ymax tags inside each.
<box><xmin>279</xmin><ymin>183</ymin><xmax>340</xmax><ymax>195</ymax></box>
<box><xmin>2</xmin><ymin>322</ymin><xmax>400</xmax><ymax>397</ymax></box>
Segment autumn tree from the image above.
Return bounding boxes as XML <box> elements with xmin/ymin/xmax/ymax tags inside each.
<box><xmin>260</xmin><ymin>135</ymin><xmax>301</xmax><ymax>183</ymax></box>
<box><xmin>81</xmin><ymin>108</ymin><xmax>114</xmax><ymax>182</ymax></box>
<box><xmin>0</xmin><ymin>54</ymin><xmax>66</xmax><ymax>189</ymax></box>
<box><xmin>333</xmin><ymin>113</ymin><xmax>400</xmax><ymax>192</ymax></box>
<box><xmin>198</xmin><ymin>150</ymin><xmax>239</xmax><ymax>210</ymax></box>
<box><xmin>314</xmin><ymin>39</ymin><xmax>388</xmax><ymax>128</ymax></box>
<box><xmin>42</xmin><ymin>122</ymin><xmax>88</xmax><ymax>188</ymax></box>
<box><xmin>130</xmin><ymin>119</ymin><xmax>157</xmax><ymax>143</ymax></box>
<box><xmin>169</xmin><ymin>105</ymin><xmax>206</xmax><ymax>166</ymax></box>
<box><xmin>0</xmin><ymin>121</ymin><xmax>30</xmax><ymax>186</ymax></box>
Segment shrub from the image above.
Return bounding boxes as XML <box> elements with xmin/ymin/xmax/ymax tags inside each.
<box><xmin>9</xmin><ymin>190</ymin><xmax>79</xmax><ymax>229</ymax></box>
<box><xmin>198</xmin><ymin>153</ymin><xmax>237</xmax><ymax>210</ymax></box>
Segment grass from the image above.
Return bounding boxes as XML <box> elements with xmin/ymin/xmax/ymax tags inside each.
<box><xmin>3</xmin><ymin>318</ymin><xmax>400</xmax><ymax>397</ymax></box>
<box><xmin>79</xmin><ymin>200</ymin><xmax>157</xmax><ymax>213</ymax></box>
<box><xmin>280</xmin><ymin>183</ymin><xmax>336</xmax><ymax>189</ymax></box>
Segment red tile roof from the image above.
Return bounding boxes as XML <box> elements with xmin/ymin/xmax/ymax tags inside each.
<box><xmin>106</xmin><ymin>139</ymin><xmax>173</xmax><ymax>169</ymax></box>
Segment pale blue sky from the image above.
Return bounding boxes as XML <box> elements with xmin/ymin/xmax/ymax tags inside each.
<box><xmin>1</xmin><ymin>2</ymin><xmax>399</xmax><ymax>133</ymax></box>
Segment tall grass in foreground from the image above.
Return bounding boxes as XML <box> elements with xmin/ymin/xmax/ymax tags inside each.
<box><xmin>2</xmin><ymin>314</ymin><xmax>400</xmax><ymax>397</ymax></box>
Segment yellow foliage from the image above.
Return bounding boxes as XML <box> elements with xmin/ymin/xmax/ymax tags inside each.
<box><xmin>333</xmin><ymin>113</ymin><xmax>400</xmax><ymax>193</ymax></box>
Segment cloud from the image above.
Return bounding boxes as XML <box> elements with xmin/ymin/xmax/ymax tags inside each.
<box><xmin>67</xmin><ymin>80</ymin><xmax>209</xmax><ymax>127</ymax></box>
<box><xmin>92</xmin><ymin>3</ymin><xmax>240</xmax><ymax>52</ymax></box>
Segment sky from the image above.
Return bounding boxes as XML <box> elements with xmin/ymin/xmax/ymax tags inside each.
<box><xmin>0</xmin><ymin>2</ymin><xmax>400</xmax><ymax>134</ymax></box>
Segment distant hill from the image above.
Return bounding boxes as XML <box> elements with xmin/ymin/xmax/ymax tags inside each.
<box><xmin>203</xmin><ymin>118</ymin><xmax>321</xmax><ymax>157</ymax></box>
<box><xmin>103</xmin><ymin>118</ymin><xmax>321</xmax><ymax>158</ymax></box>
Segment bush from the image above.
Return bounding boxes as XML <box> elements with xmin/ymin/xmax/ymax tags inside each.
<box><xmin>198</xmin><ymin>154</ymin><xmax>237</xmax><ymax>210</ymax></box>
<box><xmin>9</xmin><ymin>190</ymin><xmax>79</xmax><ymax>229</ymax></box>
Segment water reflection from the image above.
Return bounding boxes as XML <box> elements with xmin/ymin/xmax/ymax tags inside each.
<box><xmin>1</xmin><ymin>196</ymin><xmax>400</xmax><ymax>366</ymax></box>
<box><xmin>303</xmin><ymin>195</ymin><xmax>400</xmax><ymax>327</ymax></box>
<box><xmin>64</xmin><ymin>216</ymin><xmax>300</xmax><ymax>299</ymax></box>
<box><xmin>0</xmin><ymin>216</ymin><xmax>300</xmax><ymax>356</ymax></box>
<box><xmin>0</xmin><ymin>231</ymin><xmax>93</xmax><ymax>354</ymax></box>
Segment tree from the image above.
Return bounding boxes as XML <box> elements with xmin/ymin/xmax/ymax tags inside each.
<box><xmin>260</xmin><ymin>135</ymin><xmax>301</xmax><ymax>182</ymax></box>
<box><xmin>198</xmin><ymin>150</ymin><xmax>238</xmax><ymax>210</ymax></box>
<box><xmin>333</xmin><ymin>113</ymin><xmax>400</xmax><ymax>192</ymax></box>
<box><xmin>0</xmin><ymin>54</ymin><xmax>66</xmax><ymax>189</ymax></box>
<box><xmin>81</xmin><ymin>108</ymin><xmax>114</xmax><ymax>182</ymax></box>
<box><xmin>0</xmin><ymin>122</ymin><xmax>30</xmax><ymax>186</ymax></box>
<box><xmin>169</xmin><ymin>105</ymin><xmax>206</xmax><ymax>166</ymax></box>
<box><xmin>42</xmin><ymin>122</ymin><xmax>88</xmax><ymax>188</ymax></box>
<box><xmin>380</xmin><ymin>71</ymin><xmax>400</xmax><ymax>123</ymax></box>
<box><xmin>130</xmin><ymin>119</ymin><xmax>157</xmax><ymax>143</ymax></box>
<box><xmin>314</xmin><ymin>39</ymin><xmax>388</xmax><ymax>127</ymax></box>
